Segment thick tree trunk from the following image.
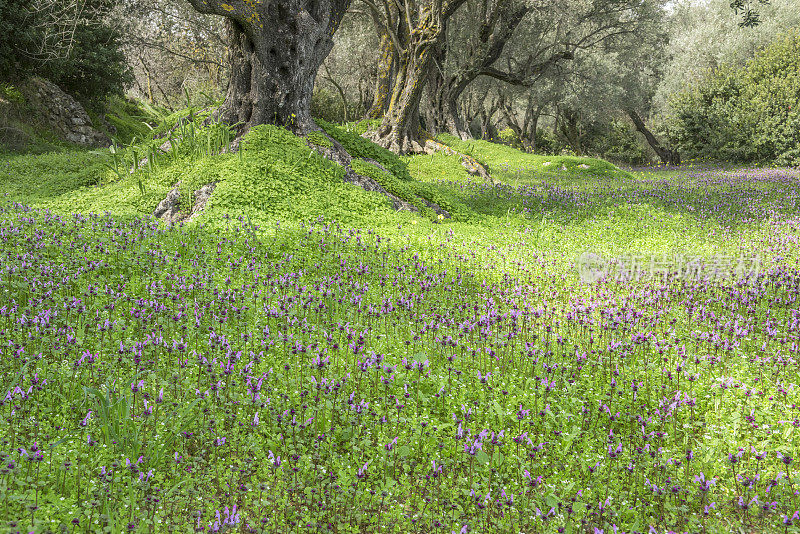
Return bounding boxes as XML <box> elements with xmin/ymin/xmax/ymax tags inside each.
<box><xmin>173</xmin><ymin>0</ymin><xmax>451</xmax><ymax>217</ymax></box>
<box><xmin>366</xmin><ymin>25</ymin><xmax>395</xmax><ymax>119</ymax></box>
<box><xmin>434</xmin><ymin>78</ymin><xmax>471</xmax><ymax>140</ymax></box>
<box><xmin>479</xmin><ymin>106</ymin><xmax>498</xmax><ymax>140</ymax></box>
<box><xmin>625</xmin><ymin>108</ymin><xmax>681</xmax><ymax>165</ymax></box>
<box><xmin>522</xmin><ymin>98</ymin><xmax>542</xmax><ymax>152</ymax></box>
<box><xmin>184</xmin><ymin>0</ymin><xmax>351</xmax><ymax>136</ymax></box>
<box><xmin>425</xmin><ymin>33</ymin><xmax>472</xmax><ymax>140</ymax></box>
<box><xmin>557</xmin><ymin>108</ymin><xmax>583</xmax><ymax>156</ymax></box>
<box><xmin>371</xmin><ymin>26</ymin><xmax>440</xmax><ymax>154</ymax></box>
<box><xmin>424</xmin><ymin>38</ymin><xmax>446</xmax><ymax>134</ymax></box>
<box><xmin>369</xmin><ymin>0</ymin><xmax>475</xmax><ymax>155</ymax></box>
<box><xmin>442</xmin><ymin>94</ymin><xmax>470</xmax><ymax>139</ymax></box>
<box><xmin>214</xmin><ymin>18</ymin><xmax>331</xmax><ymax>135</ymax></box>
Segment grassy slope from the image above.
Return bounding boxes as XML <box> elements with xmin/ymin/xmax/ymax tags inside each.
<box><xmin>0</xmin><ymin>106</ymin><xmax>632</xmax><ymax>229</ymax></box>
<box><xmin>5</xmin><ymin>103</ymin><xmax>783</xmax><ymax>266</ymax></box>
<box><xmin>2</xmin><ymin>108</ymin><xmax>778</xmax><ymax>265</ymax></box>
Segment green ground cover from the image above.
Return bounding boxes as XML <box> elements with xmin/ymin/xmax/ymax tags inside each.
<box><xmin>1</xmin><ymin>114</ymin><xmax>799</xmax><ymax>533</ymax></box>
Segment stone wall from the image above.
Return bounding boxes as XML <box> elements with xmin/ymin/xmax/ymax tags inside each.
<box><xmin>20</xmin><ymin>77</ymin><xmax>111</xmax><ymax>148</ymax></box>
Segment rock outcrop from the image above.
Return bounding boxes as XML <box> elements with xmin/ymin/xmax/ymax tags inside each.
<box><xmin>153</xmin><ymin>183</ymin><xmax>217</xmax><ymax>224</ymax></box>
<box><xmin>20</xmin><ymin>77</ymin><xmax>110</xmax><ymax>148</ymax></box>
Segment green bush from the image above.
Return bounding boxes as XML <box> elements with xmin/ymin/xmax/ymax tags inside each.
<box><xmin>0</xmin><ymin>0</ymin><xmax>35</xmax><ymax>80</ymax></box>
<box><xmin>0</xmin><ymin>0</ymin><xmax>130</xmax><ymax>107</ymax></box>
<box><xmin>497</xmin><ymin>126</ymin><xmax>569</xmax><ymax>156</ymax></box>
<box><xmin>667</xmin><ymin>31</ymin><xmax>800</xmax><ymax>166</ymax></box>
<box><xmin>585</xmin><ymin>120</ymin><xmax>652</xmax><ymax>166</ymax></box>
<box><xmin>99</xmin><ymin>96</ymin><xmax>166</xmax><ymax>144</ymax></box>
<box><xmin>498</xmin><ymin>128</ymin><xmax>523</xmax><ymax>150</ymax></box>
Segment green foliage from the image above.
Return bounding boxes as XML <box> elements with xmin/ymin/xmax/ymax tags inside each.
<box><xmin>47</xmin><ymin>7</ymin><xmax>131</xmax><ymax>107</ymax></box>
<box><xmin>0</xmin><ymin>83</ymin><xmax>24</xmax><ymax>105</ymax></box>
<box><xmin>350</xmin><ymin>158</ymin><xmax>441</xmax><ymax>220</ymax></box>
<box><xmin>318</xmin><ymin>119</ymin><xmax>470</xmax><ymax>221</ymax></box>
<box><xmin>438</xmin><ymin>134</ymin><xmax>631</xmax><ymax>179</ymax></box>
<box><xmin>316</xmin><ymin>118</ymin><xmax>412</xmax><ymax>182</ymax></box>
<box><xmin>667</xmin><ymin>66</ymin><xmax>754</xmax><ymax>162</ymax></box>
<box><xmin>3</xmin><ymin>121</ymin><xmax>400</xmax><ymax>228</ymax></box>
<box><xmin>0</xmin><ymin>150</ymin><xmax>110</xmax><ymax>200</ymax></box>
<box><xmin>305</xmin><ymin>130</ymin><xmax>333</xmax><ymax>148</ymax></box>
<box><xmin>0</xmin><ymin>0</ymin><xmax>35</xmax><ymax>79</ymax></box>
<box><xmin>585</xmin><ymin>120</ymin><xmax>652</xmax><ymax>166</ymax></box>
<box><xmin>0</xmin><ymin>102</ymin><xmax>633</xmax><ymax>231</ymax></box>
<box><xmin>497</xmin><ymin>127</ymin><xmax>567</xmax><ymax>156</ymax></box>
<box><xmin>342</xmin><ymin>119</ymin><xmax>381</xmax><ymax>136</ymax></box>
<box><xmin>498</xmin><ymin>128</ymin><xmax>522</xmax><ymax>149</ymax></box>
<box><xmin>0</xmin><ymin>0</ymin><xmax>130</xmax><ymax>106</ymax></box>
<box><xmin>1</xmin><ymin>158</ymin><xmax>798</xmax><ymax>531</ymax></box>
<box><xmin>102</xmin><ymin>95</ymin><xmax>166</xmax><ymax>145</ymax></box>
<box><xmin>667</xmin><ymin>32</ymin><xmax>800</xmax><ymax>166</ymax></box>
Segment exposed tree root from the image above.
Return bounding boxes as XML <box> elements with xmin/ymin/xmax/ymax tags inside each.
<box><xmin>152</xmin><ymin>125</ymin><xmax>453</xmax><ymax>223</ymax></box>
<box><xmin>308</xmin><ymin>130</ymin><xmax>419</xmax><ymax>212</ymax></box>
<box><xmin>422</xmin><ymin>139</ymin><xmax>492</xmax><ymax>182</ymax></box>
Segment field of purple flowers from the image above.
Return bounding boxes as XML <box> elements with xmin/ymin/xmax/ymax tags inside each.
<box><xmin>2</xmin><ymin>163</ymin><xmax>800</xmax><ymax>533</ymax></box>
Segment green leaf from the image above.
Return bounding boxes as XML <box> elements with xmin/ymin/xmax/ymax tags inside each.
<box><xmin>492</xmin><ymin>450</ymin><xmax>504</xmax><ymax>467</ymax></box>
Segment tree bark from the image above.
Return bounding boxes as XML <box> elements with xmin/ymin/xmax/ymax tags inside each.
<box><xmin>184</xmin><ymin>0</ymin><xmax>350</xmax><ymax>135</ymax></box>
<box><xmin>625</xmin><ymin>108</ymin><xmax>680</xmax><ymax>165</ymax></box>
<box><xmin>366</xmin><ymin>19</ymin><xmax>396</xmax><ymax>119</ymax></box>
<box><xmin>368</xmin><ymin>0</ymin><xmax>468</xmax><ymax>154</ymax></box>
<box><xmin>478</xmin><ymin>104</ymin><xmax>499</xmax><ymax>140</ymax></box>
<box><xmin>557</xmin><ymin>108</ymin><xmax>583</xmax><ymax>155</ymax></box>
<box><xmin>434</xmin><ymin>80</ymin><xmax>472</xmax><ymax>140</ymax></box>
<box><xmin>370</xmin><ymin>11</ymin><xmax>442</xmax><ymax>154</ymax></box>
<box><xmin>430</xmin><ymin>0</ymin><xmax>530</xmax><ymax>140</ymax></box>
<box><xmin>523</xmin><ymin>101</ymin><xmax>541</xmax><ymax>152</ymax></box>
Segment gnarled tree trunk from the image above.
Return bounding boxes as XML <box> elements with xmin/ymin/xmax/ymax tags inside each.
<box><xmin>185</xmin><ymin>0</ymin><xmax>350</xmax><ymax>135</ymax></box>
<box><xmin>430</xmin><ymin>80</ymin><xmax>472</xmax><ymax>140</ymax></box>
<box><xmin>371</xmin><ymin>21</ymin><xmax>441</xmax><ymax>154</ymax></box>
<box><xmin>171</xmin><ymin>0</ymin><xmax>450</xmax><ymax>218</ymax></box>
<box><xmin>368</xmin><ymin>0</ymin><xmax>468</xmax><ymax>154</ymax></box>
<box><xmin>425</xmin><ymin>31</ymin><xmax>472</xmax><ymax>140</ymax></box>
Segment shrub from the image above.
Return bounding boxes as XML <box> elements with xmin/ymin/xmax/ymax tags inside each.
<box><xmin>0</xmin><ymin>0</ymin><xmax>130</xmax><ymax>107</ymax></box>
<box><xmin>666</xmin><ymin>31</ymin><xmax>800</xmax><ymax>166</ymax></box>
<box><xmin>585</xmin><ymin>120</ymin><xmax>652</xmax><ymax>166</ymax></box>
<box><xmin>498</xmin><ymin>128</ymin><xmax>523</xmax><ymax>150</ymax></box>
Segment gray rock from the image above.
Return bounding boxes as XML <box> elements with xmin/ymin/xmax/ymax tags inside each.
<box><xmin>153</xmin><ymin>182</ymin><xmax>218</xmax><ymax>225</ymax></box>
<box><xmin>188</xmin><ymin>183</ymin><xmax>217</xmax><ymax>221</ymax></box>
<box><xmin>18</xmin><ymin>77</ymin><xmax>111</xmax><ymax>148</ymax></box>
<box><xmin>153</xmin><ymin>187</ymin><xmax>182</xmax><ymax>223</ymax></box>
